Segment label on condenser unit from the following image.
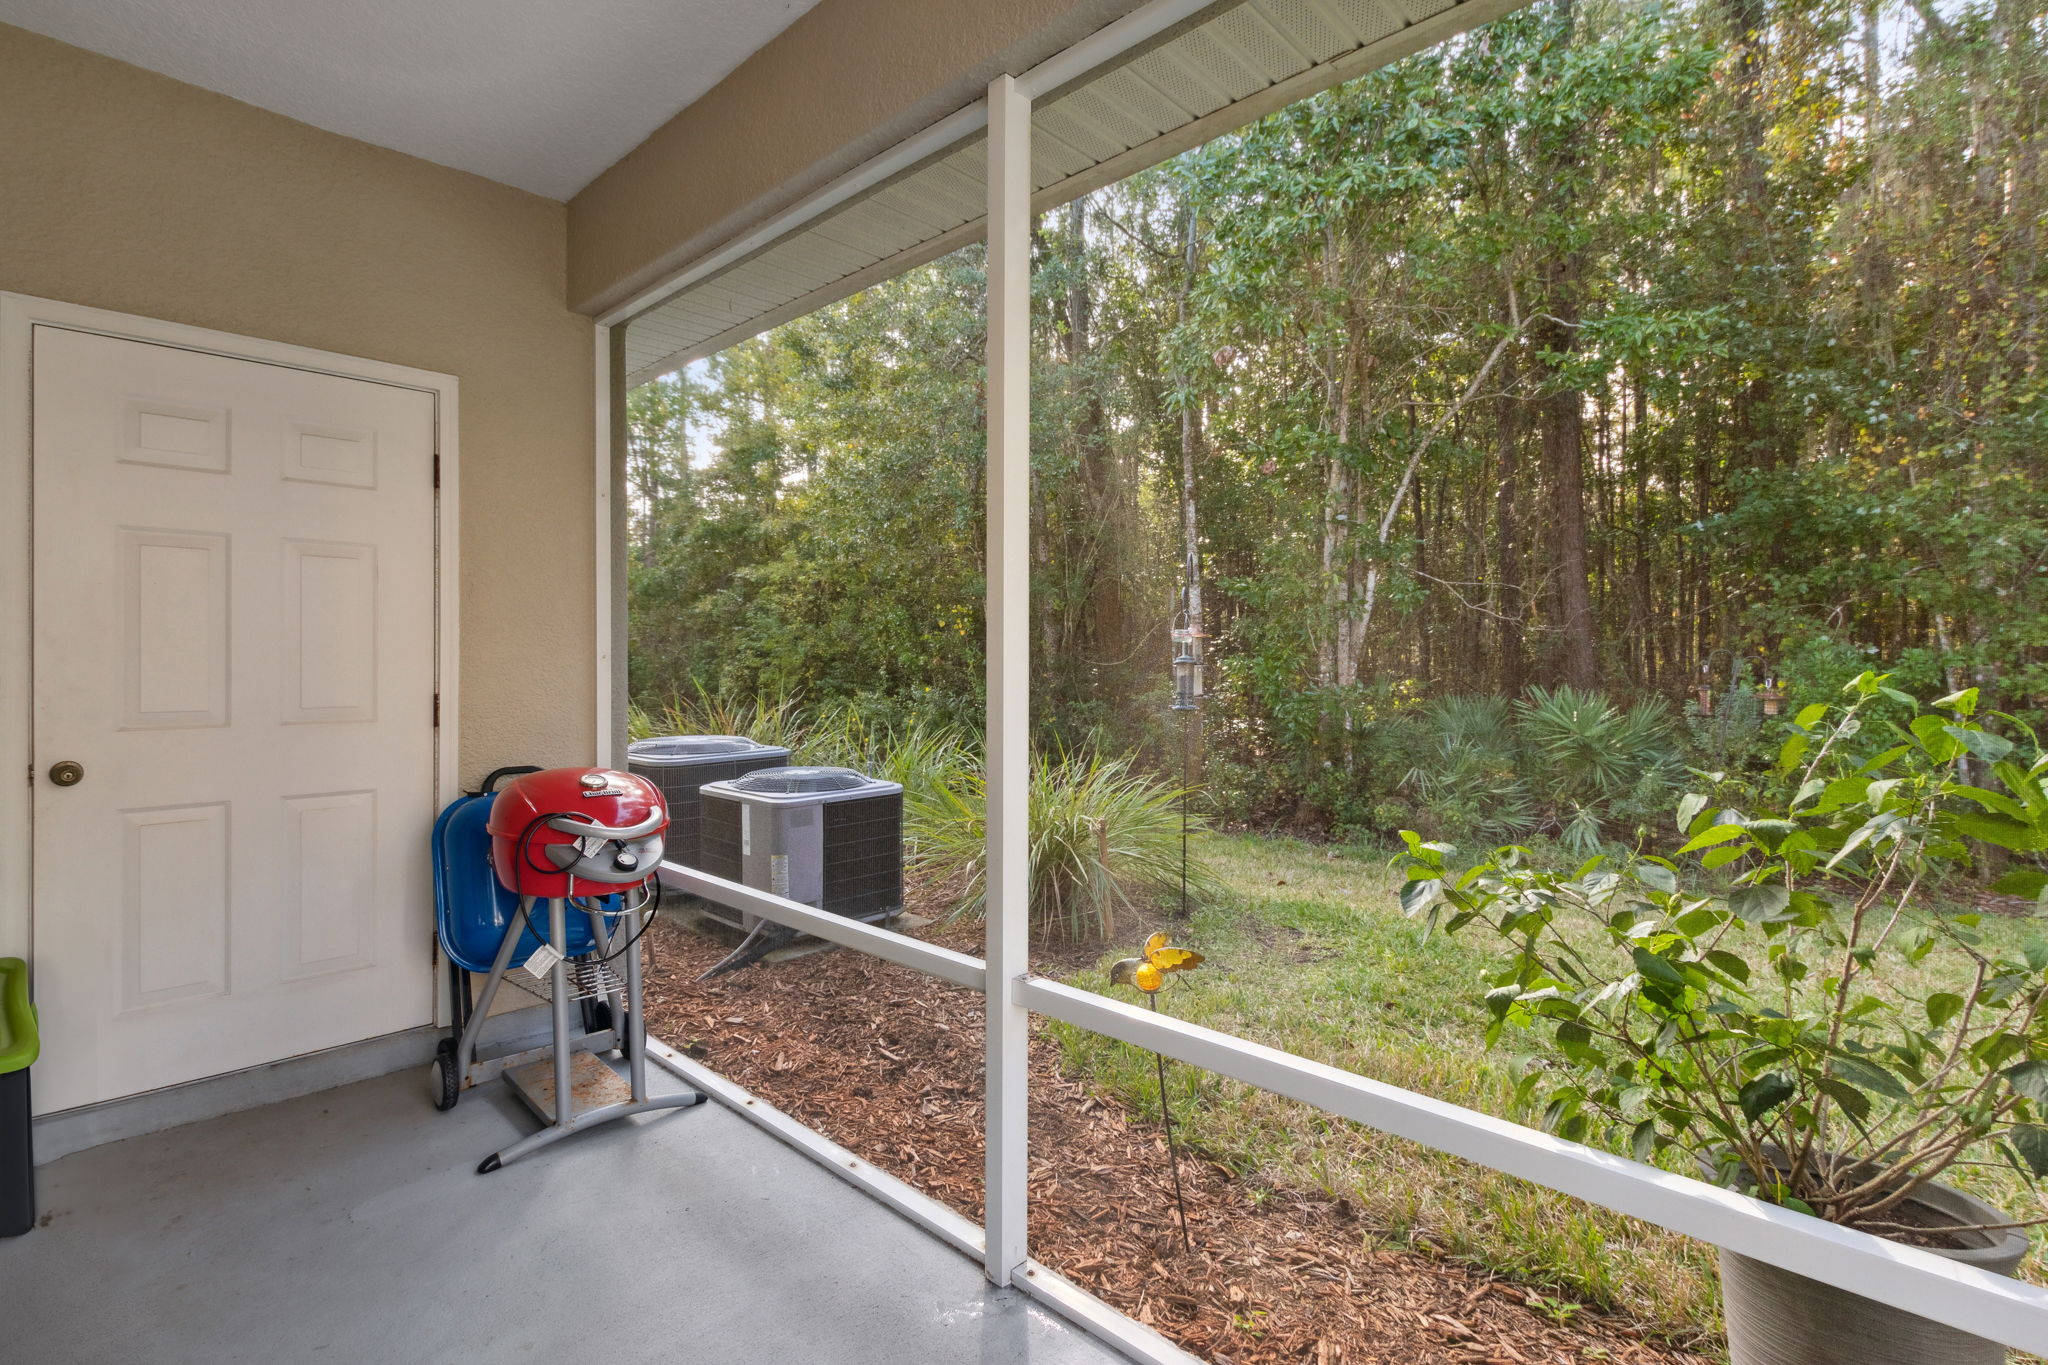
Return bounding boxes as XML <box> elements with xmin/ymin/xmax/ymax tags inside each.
<box><xmin>770</xmin><ymin>854</ymin><xmax>790</xmax><ymax>898</ymax></box>
<box><xmin>740</xmin><ymin>804</ymin><xmax>751</xmax><ymax>855</ymax></box>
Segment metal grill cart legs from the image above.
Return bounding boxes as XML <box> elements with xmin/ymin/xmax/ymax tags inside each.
<box><xmin>463</xmin><ymin>895</ymin><xmax>702</xmax><ymax>1174</ymax></box>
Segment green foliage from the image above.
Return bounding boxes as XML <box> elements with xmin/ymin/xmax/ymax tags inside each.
<box><xmin>627</xmin><ymin>0</ymin><xmax>2048</xmax><ymax>844</ymax></box>
<box><xmin>1515</xmin><ymin>687</ymin><xmax>1683</xmax><ymax>850</ymax></box>
<box><xmin>1683</xmin><ymin>685</ymin><xmax>1766</xmax><ymax>773</ymax></box>
<box><xmin>1396</xmin><ymin>688</ymin><xmax>1678</xmax><ymax>852</ymax></box>
<box><xmin>793</xmin><ymin>705</ymin><xmax>981</xmax><ymax>811</ymax></box>
<box><xmin>1401</xmin><ymin>695</ymin><xmax>1538</xmax><ymax>844</ymax></box>
<box><xmin>637</xmin><ymin>689</ymin><xmax>1208</xmax><ymax>940</ymax></box>
<box><xmin>1398</xmin><ymin>673</ymin><xmax>2048</xmax><ymax>1235</ymax></box>
<box><xmin>627</xmin><ymin>258</ymin><xmax>993</xmax><ymax>713</ymax></box>
<box><xmin>912</xmin><ymin>751</ymin><xmax>1211</xmax><ymax>941</ymax></box>
<box><xmin>632</xmin><ymin>683</ymin><xmax>808</xmax><ymax>755</ymax></box>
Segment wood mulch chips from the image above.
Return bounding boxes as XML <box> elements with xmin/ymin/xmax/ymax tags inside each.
<box><xmin>639</xmin><ymin>911</ymin><xmax>1712</xmax><ymax>1365</ymax></box>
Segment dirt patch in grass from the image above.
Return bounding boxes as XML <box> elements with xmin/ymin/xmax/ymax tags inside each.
<box><xmin>639</xmin><ymin>915</ymin><xmax>1711</xmax><ymax>1365</ymax></box>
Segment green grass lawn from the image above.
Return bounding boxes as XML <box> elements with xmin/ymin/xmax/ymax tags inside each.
<box><xmin>1044</xmin><ymin>829</ymin><xmax>2045</xmax><ymax>1346</ymax></box>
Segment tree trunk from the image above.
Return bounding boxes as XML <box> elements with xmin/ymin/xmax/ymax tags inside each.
<box><xmin>1493</xmin><ymin>358</ymin><xmax>1526</xmax><ymax>697</ymax></box>
<box><xmin>1064</xmin><ymin>199</ymin><xmax>1127</xmax><ymax>689</ymax></box>
<box><xmin>1539</xmin><ymin>354</ymin><xmax>1596</xmax><ymax>690</ymax></box>
<box><xmin>1176</xmin><ymin>210</ymin><xmax>1208</xmax><ymax>777</ymax></box>
<box><xmin>1532</xmin><ymin>0</ymin><xmax>1597</xmax><ymax>691</ymax></box>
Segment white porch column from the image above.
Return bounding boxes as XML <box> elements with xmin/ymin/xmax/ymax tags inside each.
<box><xmin>983</xmin><ymin>70</ymin><xmax>1032</xmax><ymax>1287</ymax></box>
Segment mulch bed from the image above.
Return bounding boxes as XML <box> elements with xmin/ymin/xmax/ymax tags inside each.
<box><xmin>638</xmin><ymin>910</ymin><xmax>1712</xmax><ymax>1365</ymax></box>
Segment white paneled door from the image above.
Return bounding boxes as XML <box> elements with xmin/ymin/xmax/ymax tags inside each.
<box><xmin>31</xmin><ymin>326</ymin><xmax>438</xmax><ymax>1113</ymax></box>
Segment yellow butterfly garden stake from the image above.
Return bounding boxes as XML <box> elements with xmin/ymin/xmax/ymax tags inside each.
<box><xmin>1109</xmin><ymin>932</ymin><xmax>1204</xmax><ymax>1253</ymax></box>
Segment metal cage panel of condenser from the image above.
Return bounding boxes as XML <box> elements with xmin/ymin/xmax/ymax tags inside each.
<box><xmin>697</xmin><ymin>767</ymin><xmax>904</xmax><ymax>928</ymax></box>
<box><xmin>627</xmin><ymin>735</ymin><xmax>790</xmax><ymax>870</ymax></box>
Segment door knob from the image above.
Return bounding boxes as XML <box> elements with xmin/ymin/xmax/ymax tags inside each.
<box><xmin>47</xmin><ymin>761</ymin><xmax>83</xmax><ymax>787</ymax></box>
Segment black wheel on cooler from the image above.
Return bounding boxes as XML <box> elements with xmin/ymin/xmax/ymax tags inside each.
<box><xmin>431</xmin><ymin>1039</ymin><xmax>460</xmax><ymax>1112</ymax></box>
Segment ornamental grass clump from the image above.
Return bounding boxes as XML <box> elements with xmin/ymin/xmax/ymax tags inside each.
<box><xmin>796</xmin><ymin>704</ymin><xmax>979</xmax><ymax>807</ymax></box>
<box><xmin>912</xmin><ymin>751</ymin><xmax>1211</xmax><ymax>941</ymax></box>
<box><xmin>1397</xmin><ymin>672</ymin><xmax>2048</xmax><ymax>1240</ymax></box>
<box><xmin>630</xmin><ymin>684</ymin><xmax>808</xmax><ymax>755</ymax></box>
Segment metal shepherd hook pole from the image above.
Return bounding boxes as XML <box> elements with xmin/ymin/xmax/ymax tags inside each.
<box><xmin>1150</xmin><ymin>548</ymin><xmax>1206</xmax><ymax>1251</ymax></box>
<box><xmin>1171</xmin><ymin>545</ymin><xmax>1204</xmax><ymax>924</ymax></box>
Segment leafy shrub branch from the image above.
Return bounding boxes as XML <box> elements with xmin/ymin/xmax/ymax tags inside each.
<box><xmin>1399</xmin><ymin>673</ymin><xmax>2048</xmax><ymax>1236</ymax></box>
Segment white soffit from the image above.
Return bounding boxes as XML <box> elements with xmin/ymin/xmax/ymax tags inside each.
<box><xmin>0</xmin><ymin>0</ymin><xmax>820</xmax><ymax>199</ymax></box>
<box><xmin>622</xmin><ymin>0</ymin><xmax>1526</xmax><ymax>385</ymax></box>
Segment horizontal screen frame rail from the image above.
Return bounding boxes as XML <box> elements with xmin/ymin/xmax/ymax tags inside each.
<box><xmin>1020</xmin><ymin>975</ymin><xmax>2048</xmax><ymax>1357</ymax></box>
<box><xmin>656</xmin><ymin>861</ymin><xmax>986</xmax><ymax>990</ymax></box>
<box><xmin>648</xmin><ymin>863</ymin><xmax>2048</xmax><ymax>1355</ymax></box>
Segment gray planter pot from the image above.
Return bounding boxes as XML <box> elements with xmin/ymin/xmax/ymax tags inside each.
<box><xmin>1712</xmin><ymin>1162</ymin><xmax>2029</xmax><ymax>1365</ymax></box>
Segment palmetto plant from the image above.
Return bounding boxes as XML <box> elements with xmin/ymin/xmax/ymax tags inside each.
<box><xmin>1514</xmin><ymin>686</ymin><xmax>1681</xmax><ymax>854</ymax></box>
<box><xmin>1401</xmin><ymin>689</ymin><xmax>1678</xmax><ymax>852</ymax></box>
<box><xmin>1516</xmin><ymin>686</ymin><xmax>1678</xmax><ymax>803</ymax></box>
<box><xmin>1402</xmin><ymin>695</ymin><xmax>1537</xmax><ymax>843</ymax></box>
<box><xmin>1431</xmin><ymin>693</ymin><xmax>1519</xmax><ymax>752</ymax></box>
<box><xmin>911</xmin><ymin>751</ymin><xmax>1209</xmax><ymax>941</ymax></box>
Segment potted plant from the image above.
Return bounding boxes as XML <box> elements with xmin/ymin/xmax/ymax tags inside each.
<box><xmin>1397</xmin><ymin>673</ymin><xmax>2048</xmax><ymax>1365</ymax></box>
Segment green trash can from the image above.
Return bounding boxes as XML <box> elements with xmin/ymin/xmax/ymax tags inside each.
<box><xmin>0</xmin><ymin>958</ymin><xmax>37</xmax><ymax>1237</ymax></box>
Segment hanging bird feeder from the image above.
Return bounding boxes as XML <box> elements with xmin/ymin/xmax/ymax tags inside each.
<box><xmin>1171</xmin><ymin>647</ymin><xmax>1202</xmax><ymax>712</ymax></box>
<box><xmin>1167</xmin><ymin>550</ymin><xmax>1205</xmax><ymax>917</ymax></box>
<box><xmin>1169</xmin><ymin>630</ymin><xmax>1205</xmax><ymax>712</ymax></box>
<box><xmin>1170</xmin><ymin>549</ymin><xmax>1206</xmax><ymax>713</ymax></box>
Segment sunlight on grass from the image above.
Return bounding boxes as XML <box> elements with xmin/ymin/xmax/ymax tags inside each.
<box><xmin>1046</xmin><ymin>831</ymin><xmax>1721</xmax><ymax>1339</ymax></box>
<box><xmin>1049</xmin><ymin>830</ymin><xmax>2048</xmax><ymax>1341</ymax></box>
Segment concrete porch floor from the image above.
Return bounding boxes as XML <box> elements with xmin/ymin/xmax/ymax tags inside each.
<box><xmin>3</xmin><ymin>1057</ymin><xmax>1125</xmax><ymax>1365</ymax></box>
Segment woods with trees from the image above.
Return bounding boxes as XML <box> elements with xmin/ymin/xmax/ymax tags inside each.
<box><xmin>626</xmin><ymin>0</ymin><xmax>2046</xmax><ymax>846</ymax></box>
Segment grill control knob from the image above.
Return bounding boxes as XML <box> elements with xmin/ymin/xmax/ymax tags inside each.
<box><xmin>48</xmin><ymin>760</ymin><xmax>84</xmax><ymax>787</ymax></box>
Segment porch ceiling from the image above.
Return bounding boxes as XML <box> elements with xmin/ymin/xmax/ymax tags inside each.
<box><xmin>620</xmin><ymin>0</ymin><xmax>1525</xmax><ymax>386</ymax></box>
<box><xmin>0</xmin><ymin>0</ymin><xmax>820</xmax><ymax>199</ymax></box>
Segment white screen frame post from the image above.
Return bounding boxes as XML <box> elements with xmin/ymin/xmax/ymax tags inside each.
<box><xmin>983</xmin><ymin>70</ymin><xmax>1033</xmax><ymax>1288</ymax></box>
<box><xmin>595</xmin><ymin>321</ymin><xmax>619</xmax><ymax>769</ymax></box>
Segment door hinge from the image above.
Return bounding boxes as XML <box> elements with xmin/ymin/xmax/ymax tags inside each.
<box><xmin>432</xmin><ymin>453</ymin><xmax>441</xmax><ymax>489</ymax></box>
<box><xmin>432</xmin><ymin>692</ymin><xmax>441</xmax><ymax>727</ymax></box>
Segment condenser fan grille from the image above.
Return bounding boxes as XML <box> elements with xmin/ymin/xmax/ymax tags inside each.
<box><xmin>729</xmin><ymin>767</ymin><xmax>873</xmax><ymax>795</ymax></box>
<box><xmin>629</xmin><ymin>735</ymin><xmax>760</xmax><ymax>758</ymax></box>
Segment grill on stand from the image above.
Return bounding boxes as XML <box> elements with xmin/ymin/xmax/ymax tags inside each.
<box><xmin>430</xmin><ymin>765</ymin><xmax>705</xmax><ymax>1171</ymax></box>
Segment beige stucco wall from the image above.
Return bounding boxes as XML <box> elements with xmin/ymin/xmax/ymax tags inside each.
<box><xmin>567</xmin><ymin>0</ymin><xmax>1133</xmax><ymax>315</ymax></box>
<box><xmin>0</xmin><ymin>23</ymin><xmax>596</xmax><ymax>786</ymax></box>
